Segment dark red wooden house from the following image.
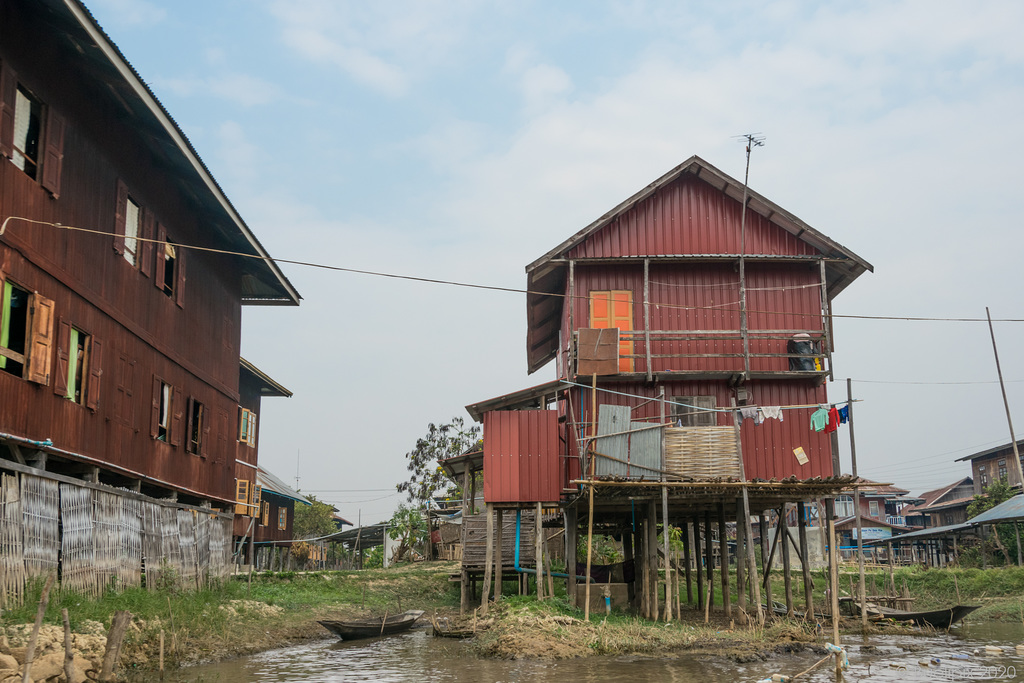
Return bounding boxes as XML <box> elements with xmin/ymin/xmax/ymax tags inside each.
<box><xmin>0</xmin><ymin>0</ymin><xmax>299</xmax><ymax>512</ymax></box>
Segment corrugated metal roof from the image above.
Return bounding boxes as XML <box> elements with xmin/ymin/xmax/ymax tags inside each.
<box><xmin>954</xmin><ymin>439</ymin><xmax>1024</xmax><ymax>462</ymax></box>
<box><xmin>240</xmin><ymin>358</ymin><xmax>293</xmax><ymax>398</ymax></box>
<box><xmin>968</xmin><ymin>494</ymin><xmax>1024</xmax><ymax>525</ymax></box>
<box><xmin>38</xmin><ymin>0</ymin><xmax>300</xmax><ymax>305</ymax></box>
<box><xmin>257</xmin><ymin>466</ymin><xmax>310</xmax><ymax>506</ymax></box>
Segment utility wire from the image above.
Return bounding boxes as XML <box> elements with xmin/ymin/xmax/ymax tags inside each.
<box><xmin>5</xmin><ymin>216</ymin><xmax>1024</xmax><ymax>324</ymax></box>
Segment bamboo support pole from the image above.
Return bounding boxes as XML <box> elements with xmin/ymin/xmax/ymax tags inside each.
<box><xmin>480</xmin><ymin>503</ymin><xmax>493</xmax><ymax>615</ymax></box>
<box><xmin>798</xmin><ymin>501</ymin><xmax>813</xmax><ymax>617</ymax></box>
<box><xmin>704</xmin><ymin>509</ymin><xmax>714</xmax><ymax>614</ymax></box>
<box><xmin>648</xmin><ymin>500</ymin><xmax>659</xmax><ymax>621</ymax></box>
<box><xmin>662</xmin><ymin>486</ymin><xmax>671</xmax><ymax>622</ymax></box>
<box><xmin>781</xmin><ymin>505</ymin><xmax>794</xmax><ymax>617</ymax></box>
<box><xmin>694</xmin><ymin>513</ymin><xmax>704</xmax><ymax>610</ymax></box>
<box><xmin>683</xmin><ymin>522</ymin><xmax>693</xmax><ymax>606</ymax></box>
<box><xmin>495</xmin><ymin>509</ymin><xmax>503</xmax><ymax>600</ymax></box>
<box><xmin>584</xmin><ymin>374</ymin><xmax>597</xmax><ymax>622</ymax></box>
<box><xmin>535</xmin><ymin>502</ymin><xmax>545</xmax><ymax>600</ymax></box>
<box><xmin>736</xmin><ymin>497</ymin><xmax>746</xmax><ymax>613</ymax></box>
<box><xmin>718</xmin><ymin>502</ymin><xmax>730</xmax><ymax>619</ymax></box>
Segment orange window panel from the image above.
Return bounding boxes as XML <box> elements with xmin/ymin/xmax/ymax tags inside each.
<box><xmin>589</xmin><ymin>290</ymin><xmax>634</xmax><ymax>372</ymax></box>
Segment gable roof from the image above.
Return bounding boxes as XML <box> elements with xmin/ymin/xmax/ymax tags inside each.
<box><xmin>901</xmin><ymin>477</ymin><xmax>973</xmax><ymax>516</ymax></box>
<box><xmin>22</xmin><ymin>0</ymin><xmax>300</xmax><ymax>305</ymax></box>
<box><xmin>257</xmin><ymin>466</ymin><xmax>309</xmax><ymax>506</ymax></box>
<box><xmin>524</xmin><ymin>155</ymin><xmax>872</xmax><ymax>373</ymax></box>
<box><xmin>240</xmin><ymin>358</ymin><xmax>293</xmax><ymax>398</ymax></box>
<box><xmin>954</xmin><ymin>439</ymin><xmax>1024</xmax><ymax>462</ymax></box>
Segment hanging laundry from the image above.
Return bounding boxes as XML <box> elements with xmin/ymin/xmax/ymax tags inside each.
<box><xmin>810</xmin><ymin>407</ymin><xmax>829</xmax><ymax>432</ymax></box>
<box><xmin>760</xmin><ymin>406</ymin><xmax>784</xmax><ymax>422</ymax></box>
<box><xmin>739</xmin><ymin>406</ymin><xmax>759</xmax><ymax>422</ymax></box>
<box><xmin>838</xmin><ymin>405</ymin><xmax>849</xmax><ymax>424</ymax></box>
<box><xmin>824</xmin><ymin>405</ymin><xmax>840</xmax><ymax>433</ymax></box>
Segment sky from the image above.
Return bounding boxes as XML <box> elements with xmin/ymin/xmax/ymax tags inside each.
<box><xmin>85</xmin><ymin>0</ymin><xmax>1024</xmax><ymax>523</ymax></box>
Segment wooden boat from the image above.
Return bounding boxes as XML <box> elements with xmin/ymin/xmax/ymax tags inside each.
<box><xmin>855</xmin><ymin>602</ymin><xmax>980</xmax><ymax>628</ymax></box>
<box><xmin>319</xmin><ymin>610</ymin><xmax>424</xmax><ymax>640</ymax></box>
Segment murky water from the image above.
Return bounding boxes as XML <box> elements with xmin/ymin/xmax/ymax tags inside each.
<box><xmin>164</xmin><ymin>622</ymin><xmax>1024</xmax><ymax>682</ymax></box>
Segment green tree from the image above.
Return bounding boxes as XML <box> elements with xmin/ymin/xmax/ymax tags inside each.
<box><xmin>291</xmin><ymin>494</ymin><xmax>339</xmax><ymax>566</ymax></box>
<box><xmin>396</xmin><ymin>416</ymin><xmax>480</xmax><ymax>506</ymax></box>
<box><xmin>387</xmin><ymin>504</ymin><xmax>427</xmax><ymax>564</ymax></box>
<box><xmin>967</xmin><ymin>479</ymin><xmax>1020</xmax><ymax>566</ymax></box>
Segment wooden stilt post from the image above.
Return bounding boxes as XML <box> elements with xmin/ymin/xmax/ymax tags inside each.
<box><xmin>623</xmin><ymin>528</ymin><xmax>635</xmax><ymax>605</ymax></box>
<box><xmin>779</xmin><ymin>505</ymin><xmax>793</xmax><ymax>617</ymax></box>
<box><xmin>535</xmin><ymin>502</ymin><xmax>544</xmax><ymax>600</ymax></box>
<box><xmin>798</xmin><ymin>501</ymin><xmax>813</xmax><ymax>617</ymax></box>
<box><xmin>694</xmin><ymin>513</ymin><xmax>704</xmax><ymax>610</ymax></box>
<box><xmin>704</xmin><ymin>509</ymin><xmax>714</xmax><ymax>613</ymax></box>
<box><xmin>826</xmin><ymin>498</ymin><xmax>840</xmax><ymax>648</ymax></box>
<box><xmin>584</xmin><ymin>373</ymin><xmax>598</xmax><ymax>621</ymax></box>
<box><xmin>648</xmin><ymin>500</ymin><xmax>659</xmax><ymax>621</ymax></box>
<box><xmin>459</xmin><ymin>471</ymin><xmax>470</xmax><ymax>614</ymax></box>
<box><xmin>759</xmin><ymin>512</ymin><xmax>772</xmax><ymax>611</ymax></box>
<box><xmin>718</xmin><ymin>501</ymin><xmax>730</xmax><ymax>619</ymax></box>
<box><xmin>565</xmin><ymin>508</ymin><xmax>578</xmax><ymax>607</ymax></box>
<box><xmin>741</xmin><ymin>489</ymin><xmax>763</xmax><ymax>626</ymax></box>
<box><xmin>481</xmin><ymin>503</ymin><xmax>494</xmax><ymax>615</ymax></box>
<box><xmin>683</xmin><ymin>522</ymin><xmax>693</xmax><ymax>606</ymax></box>
<box><xmin>735</xmin><ymin>498</ymin><xmax>746</xmax><ymax>614</ymax></box>
<box><xmin>641</xmin><ymin>516</ymin><xmax>650</xmax><ymax>619</ymax></box>
<box><xmin>662</xmin><ymin>486</ymin><xmax>672</xmax><ymax>622</ymax></box>
<box><xmin>495</xmin><ymin>508</ymin><xmax>503</xmax><ymax>600</ymax></box>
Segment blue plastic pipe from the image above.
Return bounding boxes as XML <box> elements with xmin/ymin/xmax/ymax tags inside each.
<box><xmin>514</xmin><ymin>509</ymin><xmax>592</xmax><ymax>582</ymax></box>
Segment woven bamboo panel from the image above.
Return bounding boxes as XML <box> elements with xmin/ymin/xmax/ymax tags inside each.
<box><xmin>59</xmin><ymin>484</ymin><xmax>97</xmax><ymax>597</ymax></box>
<box><xmin>141</xmin><ymin>502</ymin><xmax>164</xmax><ymax>590</ymax></box>
<box><xmin>21</xmin><ymin>475</ymin><xmax>59</xmax><ymax>579</ymax></box>
<box><xmin>93</xmin><ymin>491</ymin><xmax>122</xmax><ymax>592</ymax></box>
<box><xmin>664</xmin><ymin>427</ymin><xmax>742</xmax><ymax>480</ymax></box>
<box><xmin>208</xmin><ymin>517</ymin><xmax>231</xmax><ymax>581</ymax></box>
<box><xmin>120</xmin><ymin>497</ymin><xmax>143</xmax><ymax>590</ymax></box>
<box><xmin>177</xmin><ymin>510</ymin><xmax>198</xmax><ymax>589</ymax></box>
<box><xmin>160</xmin><ymin>507</ymin><xmax>183</xmax><ymax>587</ymax></box>
<box><xmin>461</xmin><ymin>510</ymin><xmax>536</xmax><ymax>568</ymax></box>
<box><xmin>194</xmin><ymin>512</ymin><xmax>210</xmax><ymax>588</ymax></box>
<box><xmin>0</xmin><ymin>474</ymin><xmax>24</xmax><ymax>607</ymax></box>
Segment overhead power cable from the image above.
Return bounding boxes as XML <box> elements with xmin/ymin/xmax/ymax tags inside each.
<box><xmin>4</xmin><ymin>215</ymin><xmax>1024</xmax><ymax>324</ymax></box>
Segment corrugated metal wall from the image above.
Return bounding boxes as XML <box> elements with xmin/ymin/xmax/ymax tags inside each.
<box><xmin>483</xmin><ymin>410</ymin><xmax>562</xmax><ymax>504</ymax></box>
<box><xmin>561</xmin><ymin>379</ymin><xmax>832</xmax><ymax>484</ymax></box>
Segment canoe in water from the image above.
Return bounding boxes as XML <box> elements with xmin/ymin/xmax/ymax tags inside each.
<box><xmin>319</xmin><ymin>610</ymin><xmax>425</xmax><ymax>640</ymax></box>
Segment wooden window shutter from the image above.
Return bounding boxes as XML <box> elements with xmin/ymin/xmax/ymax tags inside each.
<box><xmin>175</xmin><ymin>246</ymin><xmax>186</xmax><ymax>308</ymax></box>
<box><xmin>588</xmin><ymin>290</ymin><xmax>634</xmax><ymax>372</ymax></box>
<box><xmin>85</xmin><ymin>337</ymin><xmax>103</xmax><ymax>411</ymax></box>
<box><xmin>185</xmin><ymin>397</ymin><xmax>195</xmax><ymax>453</ymax></box>
<box><xmin>0</xmin><ymin>62</ymin><xmax>15</xmax><ymax>158</ymax></box>
<box><xmin>150</xmin><ymin>376</ymin><xmax>161</xmax><ymax>439</ymax></box>
<box><xmin>201</xmin><ymin>413</ymin><xmax>210</xmax><ymax>457</ymax></box>
<box><xmin>113</xmin><ymin>180</ymin><xmax>127</xmax><ymax>255</ymax></box>
<box><xmin>26</xmin><ymin>293</ymin><xmax>54</xmax><ymax>385</ymax></box>
<box><xmin>278</xmin><ymin>507</ymin><xmax>287</xmax><ymax>531</ymax></box>
<box><xmin>261</xmin><ymin>501</ymin><xmax>269</xmax><ymax>526</ymax></box>
<box><xmin>40</xmin><ymin>108</ymin><xmax>65</xmax><ymax>197</ymax></box>
<box><xmin>139</xmin><ymin>213</ymin><xmax>154</xmax><ymax>278</ymax></box>
<box><xmin>234</xmin><ymin>479</ymin><xmax>249</xmax><ymax>515</ymax></box>
<box><xmin>252</xmin><ymin>483</ymin><xmax>262</xmax><ymax>509</ymax></box>
<box><xmin>52</xmin><ymin>319</ymin><xmax>71</xmax><ymax>397</ymax></box>
<box><xmin>169</xmin><ymin>386</ymin><xmax>183</xmax><ymax>447</ymax></box>
<box><xmin>154</xmin><ymin>223</ymin><xmax>166</xmax><ymax>289</ymax></box>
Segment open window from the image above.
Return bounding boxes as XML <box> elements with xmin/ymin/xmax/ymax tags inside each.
<box><xmin>0</xmin><ymin>62</ymin><xmax>64</xmax><ymax>196</ymax></box>
<box><xmin>155</xmin><ymin>224</ymin><xmax>185</xmax><ymax>307</ymax></box>
<box><xmin>0</xmin><ymin>280</ymin><xmax>54</xmax><ymax>384</ymax></box>
<box><xmin>150</xmin><ymin>377</ymin><xmax>181</xmax><ymax>445</ymax></box>
<box><xmin>186</xmin><ymin>397</ymin><xmax>207</xmax><ymax>455</ymax></box>
<box><xmin>238</xmin><ymin>407</ymin><xmax>257</xmax><ymax>447</ymax></box>
<box><xmin>52</xmin><ymin>321</ymin><xmax>99</xmax><ymax>406</ymax></box>
<box><xmin>277</xmin><ymin>507</ymin><xmax>287</xmax><ymax>531</ymax></box>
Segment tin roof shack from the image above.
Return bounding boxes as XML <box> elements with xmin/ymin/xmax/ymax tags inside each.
<box><xmin>0</xmin><ymin>2</ymin><xmax>299</xmax><ymax>512</ymax></box>
<box><xmin>956</xmin><ymin>439</ymin><xmax>1024</xmax><ymax>494</ymax></box>
<box><xmin>901</xmin><ymin>477</ymin><xmax>974</xmax><ymax>529</ymax></box>
<box><xmin>465</xmin><ymin>157</ymin><xmax>872</xmax><ymax>620</ymax></box>
<box><xmin>233</xmin><ymin>359</ymin><xmax>292</xmax><ymax>557</ymax></box>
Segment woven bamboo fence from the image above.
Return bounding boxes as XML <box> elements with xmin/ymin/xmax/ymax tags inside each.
<box><xmin>0</xmin><ymin>474</ymin><xmax>24</xmax><ymax>607</ymax></box>
<box><xmin>0</xmin><ymin>470</ymin><xmax>233</xmax><ymax>605</ymax></box>
<box><xmin>664</xmin><ymin>427</ymin><xmax>742</xmax><ymax>480</ymax></box>
<box><xmin>59</xmin><ymin>484</ymin><xmax>97</xmax><ymax>597</ymax></box>
<box><xmin>120</xmin><ymin>497</ymin><xmax>143</xmax><ymax>590</ymax></box>
<box><xmin>177</xmin><ymin>509</ymin><xmax>199</xmax><ymax>589</ymax></box>
<box><xmin>21</xmin><ymin>475</ymin><xmax>59</xmax><ymax>579</ymax></box>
